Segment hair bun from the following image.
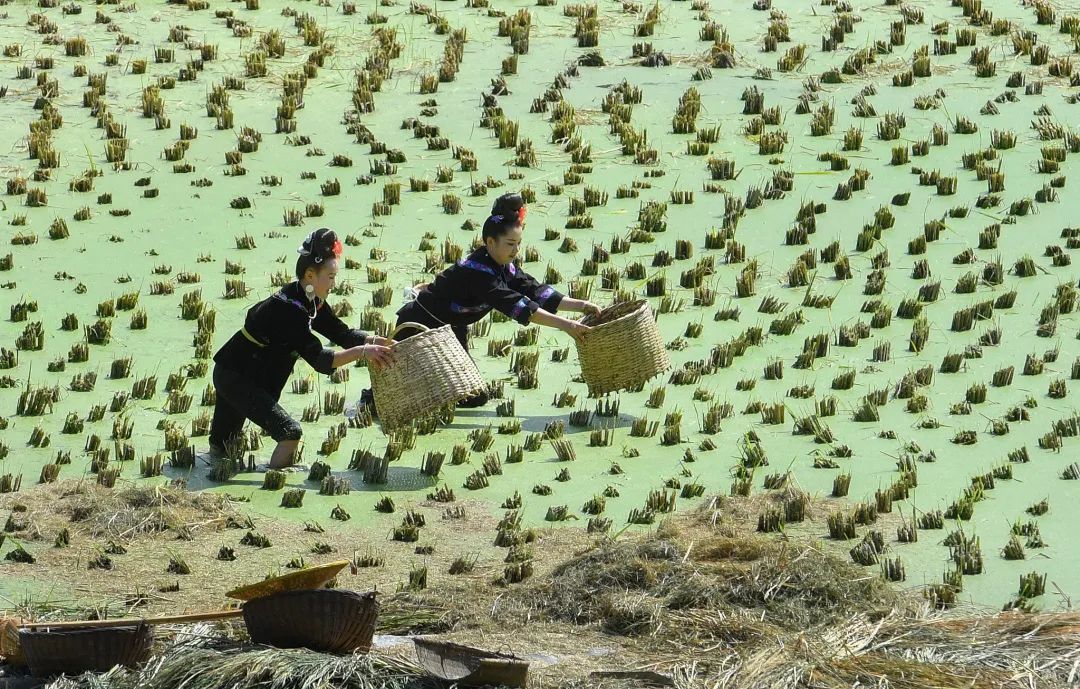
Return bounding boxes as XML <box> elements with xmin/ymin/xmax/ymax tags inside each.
<box><xmin>298</xmin><ymin>228</ymin><xmax>342</xmax><ymax>262</ymax></box>
<box><xmin>490</xmin><ymin>192</ymin><xmax>525</xmax><ymax>217</ymax></box>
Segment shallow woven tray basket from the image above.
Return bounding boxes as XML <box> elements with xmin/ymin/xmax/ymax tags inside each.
<box><xmin>576</xmin><ymin>300</ymin><xmax>671</xmax><ymax>396</ymax></box>
<box><xmin>371</xmin><ymin>323</ymin><xmax>486</xmax><ymax>430</ymax></box>
<box><xmin>20</xmin><ymin>624</ymin><xmax>153</xmax><ymax>677</ymax></box>
<box><xmin>226</xmin><ymin>559</ymin><xmax>349</xmax><ymax>601</ymax></box>
<box><xmin>413</xmin><ymin>638</ymin><xmax>529</xmax><ymax>688</ymax></box>
<box><xmin>243</xmin><ymin>589</ymin><xmax>379</xmax><ymax>654</ymax></box>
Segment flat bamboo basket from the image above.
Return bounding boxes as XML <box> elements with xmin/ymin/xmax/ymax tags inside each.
<box><xmin>576</xmin><ymin>300</ymin><xmax>671</xmax><ymax>396</ymax></box>
<box><xmin>371</xmin><ymin>323</ymin><xmax>486</xmax><ymax>431</ymax></box>
<box><xmin>226</xmin><ymin>560</ymin><xmax>349</xmax><ymax>601</ymax></box>
<box><xmin>414</xmin><ymin>638</ymin><xmax>529</xmax><ymax>688</ymax></box>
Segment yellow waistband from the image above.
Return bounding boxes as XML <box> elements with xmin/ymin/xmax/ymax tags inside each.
<box><xmin>240</xmin><ymin>327</ymin><xmax>265</xmax><ymax>347</ymax></box>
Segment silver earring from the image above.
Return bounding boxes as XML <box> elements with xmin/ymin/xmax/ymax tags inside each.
<box><xmin>304</xmin><ymin>283</ymin><xmax>315</xmax><ymax>296</ymax></box>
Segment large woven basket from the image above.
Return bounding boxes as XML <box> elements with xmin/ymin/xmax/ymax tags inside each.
<box><xmin>576</xmin><ymin>300</ymin><xmax>670</xmax><ymax>396</ymax></box>
<box><xmin>226</xmin><ymin>559</ymin><xmax>349</xmax><ymax>601</ymax></box>
<box><xmin>243</xmin><ymin>589</ymin><xmax>379</xmax><ymax>654</ymax></box>
<box><xmin>20</xmin><ymin>624</ymin><xmax>153</xmax><ymax>677</ymax></box>
<box><xmin>371</xmin><ymin>323</ymin><xmax>486</xmax><ymax>431</ymax></box>
<box><xmin>413</xmin><ymin>638</ymin><xmax>529</xmax><ymax>688</ymax></box>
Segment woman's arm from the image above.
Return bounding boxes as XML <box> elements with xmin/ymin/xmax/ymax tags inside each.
<box><xmin>286</xmin><ymin>314</ymin><xmax>392</xmax><ymax>372</ymax></box>
<box><xmin>507</xmin><ymin>268</ymin><xmax>565</xmax><ymax>313</ymax></box>
<box><xmin>530</xmin><ymin>308</ymin><xmax>590</xmax><ymax>343</ymax></box>
<box><xmin>332</xmin><ymin>344</ymin><xmax>392</xmax><ymax>369</ymax></box>
<box><xmin>294</xmin><ymin>333</ymin><xmax>393</xmax><ymax>374</ymax></box>
<box><xmin>555</xmin><ymin>297</ymin><xmax>601</xmax><ymax>316</ymax></box>
<box><xmin>483</xmin><ymin>270</ymin><xmax>593</xmax><ymax>332</ymax></box>
<box><xmin>312</xmin><ymin>301</ymin><xmax>368</xmax><ymax>348</ymax></box>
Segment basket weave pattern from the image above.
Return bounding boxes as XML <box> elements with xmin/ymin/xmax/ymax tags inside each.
<box><xmin>243</xmin><ymin>589</ymin><xmax>379</xmax><ymax>654</ymax></box>
<box><xmin>414</xmin><ymin>638</ymin><xmax>529</xmax><ymax>688</ymax></box>
<box><xmin>576</xmin><ymin>300</ymin><xmax>671</xmax><ymax>396</ymax></box>
<box><xmin>371</xmin><ymin>324</ymin><xmax>486</xmax><ymax>430</ymax></box>
<box><xmin>0</xmin><ymin>617</ymin><xmax>25</xmax><ymax>667</ymax></box>
<box><xmin>20</xmin><ymin>624</ymin><xmax>153</xmax><ymax>677</ymax></box>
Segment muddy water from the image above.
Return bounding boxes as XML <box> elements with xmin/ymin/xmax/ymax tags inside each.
<box><xmin>0</xmin><ymin>0</ymin><xmax>1078</xmax><ymax>610</ymax></box>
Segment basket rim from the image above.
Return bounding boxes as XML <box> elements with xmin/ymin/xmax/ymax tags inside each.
<box><xmin>413</xmin><ymin>638</ymin><xmax>528</xmax><ymax>681</ymax></box>
<box><xmin>579</xmin><ymin>299</ymin><xmax>649</xmax><ymax>332</ymax></box>
<box><xmin>386</xmin><ymin>323</ymin><xmax>454</xmax><ymax>351</ymax></box>
<box><xmin>413</xmin><ymin>637</ymin><xmax>523</xmax><ymax>661</ymax></box>
<box><xmin>243</xmin><ymin>587</ymin><xmax>378</xmax><ymax>605</ymax></box>
<box><xmin>20</xmin><ymin>623</ymin><xmax>150</xmax><ymax>638</ymax></box>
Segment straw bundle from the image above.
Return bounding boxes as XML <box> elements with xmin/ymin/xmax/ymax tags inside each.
<box><xmin>576</xmin><ymin>300</ymin><xmax>670</xmax><ymax>396</ymax></box>
<box><xmin>43</xmin><ymin>637</ymin><xmax>430</xmax><ymax>689</ymax></box>
<box><xmin>371</xmin><ymin>323</ymin><xmax>486</xmax><ymax>431</ymax></box>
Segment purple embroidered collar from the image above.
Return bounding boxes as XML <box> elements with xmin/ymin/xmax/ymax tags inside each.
<box><xmin>458</xmin><ymin>250</ymin><xmax>517</xmax><ymax>277</ymax></box>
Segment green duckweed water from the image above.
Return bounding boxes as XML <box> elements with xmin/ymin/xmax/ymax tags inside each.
<box><xmin>0</xmin><ymin>0</ymin><xmax>1078</xmax><ymax>611</ymax></box>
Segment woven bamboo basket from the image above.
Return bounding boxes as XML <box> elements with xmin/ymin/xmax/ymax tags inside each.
<box><xmin>0</xmin><ymin>617</ymin><xmax>25</xmax><ymax>667</ymax></box>
<box><xmin>413</xmin><ymin>638</ymin><xmax>529</xmax><ymax>688</ymax></box>
<box><xmin>226</xmin><ymin>559</ymin><xmax>349</xmax><ymax>601</ymax></box>
<box><xmin>575</xmin><ymin>300</ymin><xmax>670</xmax><ymax>396</ymax></box>
<box><xmin>243</xmin><ymin>589</ymin><xmax>379</xmax><ymax>654</ymax></box>
<box><xmin>371</xmin><ymin>323</ymin><xmax>486</xmax><ymax>430</ymax></box>
<box><xmin>20</xmin><ymin>624</ymin><xmax>153</xmax><ymax>677</ymax></box>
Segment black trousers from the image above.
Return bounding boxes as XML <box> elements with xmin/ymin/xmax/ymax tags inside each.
<box><xmin>208</xmin><ymin>364</ymin><xmax>303</xmax><ymax>450</ymax></box>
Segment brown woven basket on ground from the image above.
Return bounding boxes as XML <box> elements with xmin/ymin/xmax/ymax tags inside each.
<box><xmin>413</xmin><ymin>638</ymin><xmax>529</xmax><ymax>688</ymax></box>
<box><xmin>0</xmin><ymin>617</ymin><xmax>25</xmax><ymax>667</ymax></box>
<box><xmin>226</xmin><ymin>559</ymin><xmax>349</xmax><ymax>601</ymax></box>
<box><xmin>243</xmin><ymin>589</ymin><xmax>379</xmax><ymax>654</ymax></box>
<box><xmin>20</xmin><ymin>624</ymin><xmax>153</xmax><ymax>677</ymax></box>
<box><xmin>371</xmin><ymin>323</ymin><xmax>486</xmax><ymax>431</ymax></box>
<box><xmin>576</xmin><ymin>300</ymin><xmax>671</xmax><ymax>396</ymax></box>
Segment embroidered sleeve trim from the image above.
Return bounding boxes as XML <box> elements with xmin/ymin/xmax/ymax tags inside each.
<box><xmin>510</xmin><ymin>296</ymin><xmax>530</xmax><ymax>320</ymax></box>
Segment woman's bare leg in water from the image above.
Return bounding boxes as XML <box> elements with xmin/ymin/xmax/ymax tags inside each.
<box><xmin>269</xmin><ymin>439</ymin><xmax>300</xmax><ymax>469</ymax></box>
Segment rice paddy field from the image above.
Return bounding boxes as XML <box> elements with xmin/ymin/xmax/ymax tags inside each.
<box><xmin>1</xmin><ymin>0</ymin><xmax>1080</xmax><ymax>619</ymax></box>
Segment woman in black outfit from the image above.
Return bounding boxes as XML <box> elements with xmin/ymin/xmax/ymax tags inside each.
<box><xmin>392</xmin><ymin>193</ymin><xmax>598</xmax><ymax>407</ymax></box>
<box><xmin>206</xmin><ymin>228</ymin><xmax>392</xmax><ymax>469</ymax></box>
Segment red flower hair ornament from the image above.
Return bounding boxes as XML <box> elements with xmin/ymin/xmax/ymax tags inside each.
<box><xmin>491</xmin><ymin>206</ymin><xmax>528</xmax><ymax>227</ymax></box>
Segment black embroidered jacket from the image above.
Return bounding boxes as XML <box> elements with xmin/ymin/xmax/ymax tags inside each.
<box><xmin>214</xmin><ymin>281</ymin><xmax>367</xmax><ymax>393</ymax></box>
<box><xmin>403</xmin><ymin>248</ymin><xmax>563</xmax><ymax>328</ymax></box>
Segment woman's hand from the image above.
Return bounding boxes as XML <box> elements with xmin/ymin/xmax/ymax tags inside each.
<box><xmin>360</xmin><ymin>344</ymin><xmax>393</xmax><ymax>368</ymax></box>
<box><xmin>580</xmin><ymin>301</ymin><xmax>602</xmax><ymax>317</ymax></box>
<box><xmin>368</xmin><ymin>335</ymin><xmax>394</xmax><ymax>347</ymax></box>
<box><xmin>561</xmin><ymin>297</ymin><xmax>602</xmax><ymax>317</ymax></box>
<box><xmin>564</xmin><ymin>320</ymin><xmax>591</xmax><ymax>344</ymax></box>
